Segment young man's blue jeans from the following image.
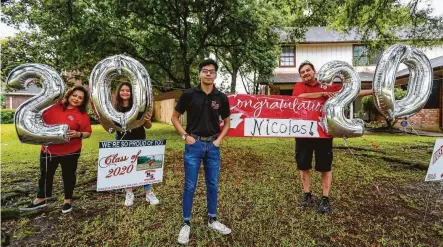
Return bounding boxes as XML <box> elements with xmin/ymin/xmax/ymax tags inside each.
<box><xmin>182</xmin><ymin>140</ymin><xmax>221</xmax><ymax>221</ymax></box>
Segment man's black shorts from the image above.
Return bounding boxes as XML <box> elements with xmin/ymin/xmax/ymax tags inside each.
<box><xmin>295</xmin><ymin>138</ymin><xmax>333</xmax><ymax>172</ymax></box>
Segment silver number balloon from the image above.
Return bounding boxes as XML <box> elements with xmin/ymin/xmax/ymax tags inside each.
<box><xmin>317</xmin><ymin>61</ymin><xmax>364</xmax><ymax>137</ymax></box>
<box><xmin>373</xmin><ymin>44</ymin><xmax>433</xmax><ymax>120</ymax></box>
<box><xmin>89</xmin><ymin>55</ymin><xmax>153</xmax><ymax>132</ymax></box>
<box><xmin>6</xmin><ymin>64</ymin><xmax>69</xmax><ymax>145</ymax></box>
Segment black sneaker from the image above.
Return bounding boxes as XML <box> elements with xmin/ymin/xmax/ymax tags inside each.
<box><xmin>318</xmin><ymin>196</ymin><xmax>331</xmax><ymax>213</ymax></box>
<box><xmin>301</xmin><ymin>192</ymin><xmax>314</xmax><ymax>207</ymax></box>
<box><xmin>19</xmin><ymin>200</ymin><xmax>47</xmax><ymax>211</ymax></box>
<box><xmin>62</xmin><ymin>203</ymin><xmax>72</xmax><ymax>214</ymax></box>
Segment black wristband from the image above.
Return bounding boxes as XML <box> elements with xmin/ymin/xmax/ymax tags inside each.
<box><xmin>79</xmin><ymin>132</ymin><xmax>83</xmax><ymax>138</ymax></box>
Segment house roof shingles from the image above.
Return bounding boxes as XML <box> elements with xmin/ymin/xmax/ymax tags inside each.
<box><xmin>396</xmin><ymin>55</ymin><xmax>443</xmax><ymax>78</ymax></box>
<box><xmin>271</xmin><ymin>71</ymin><xmax>375</xmax><ymax>84</ymax></box>
<box><xmin>279</xmin><ymin>27</ymin><xmax>412</xmax><ymax>44</ymax></box>
<box><xmin>4</xmin><ymin>84</ymin><xmax>42</xmax><ymax>95</ymax></box>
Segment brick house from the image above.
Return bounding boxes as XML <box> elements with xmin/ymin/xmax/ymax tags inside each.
<box><xmin>3</xmin><ymin>84</ymin><xmax>42</xmax><ymax>109</ymax></box>
<box><xmin>267</xmin><ymin>27</ymin><xmax>443</xmax><ymax>131</ymax></box>
<box><xmin>395</xmin><ymin>56</ymin><xmax>443</xmax><ymax>131</ymax></box>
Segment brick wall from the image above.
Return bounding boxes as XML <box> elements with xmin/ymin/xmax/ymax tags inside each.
<box><xmin>405</xmin><ymin>109</ymin><xmax>440</xmax><ymax>129</ymax></box>
<box><xmin>4</xmin><ymin>95</ymin><xmax>34</xmax><ymax>109</ymax></box>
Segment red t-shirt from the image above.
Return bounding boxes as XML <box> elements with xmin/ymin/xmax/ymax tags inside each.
<box><xmin>292</xmin><ymin>81</ymin><xmax>342</xmax><ymax>102</ymax></box>
<box><xmin>40</xmin><ymin>103</ymin><xmax>92</xmax><ymax>155</ymax></box>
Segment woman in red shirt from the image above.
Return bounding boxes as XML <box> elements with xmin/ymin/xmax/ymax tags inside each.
<box><xmin>20</xmin><ymin>86</ymin><xmax>92</xmax><ymax>214</ymax></box>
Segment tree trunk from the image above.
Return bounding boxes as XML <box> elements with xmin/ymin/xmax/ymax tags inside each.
<box><xmin>254</xmin><ymin>83</ymin><xmax>259</xmax><ymax>94</ymax></box>
<box><xmin>230</xmin><ymin>67</ymin><xmax>237</xmax><ymax>93</ymax></box>
<box><xmin>184</xmin><ymin>65</ymin><xmax>191</xmax><ymax>89</ymax></box>
<box><xmin>253</xmin><ymin>71</ymin><xmax>259</xmax><ymax>94</ymax></box>
<box><xmin>384</xmin><ymin>117</ymin><xmax>395</xmax><ymax>128</ymax></box>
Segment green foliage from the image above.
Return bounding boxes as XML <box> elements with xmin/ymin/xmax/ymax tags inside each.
<box><xmin>0</xmin><ymin>32</ymin><xmax>59</xmax><ymax>84</ymax></box>
<box><xmin>87</xmin><ymin>107</ymin><xmax>99</xmax><ymax>125</ymax></box>
<box><xmin>1</xmin><ymin>109</ymin><xmax>15</xmax><ymax>124</ymax></box>
<box><xmin>328</xmin><ymin>0</ymin><xmax>443</xmax><ymax>52</ymax></box>
<box><xmin>394</xmin><ymin>87</ymin><xmax>407</xmax><ymax>100</ymax></box>
<box><xmin>214</xmin><ymin>0</ymin><xmax>282</xmax><ymax>93</ymax></box>
<box><xmin>279</xmin><ymin>0</ymin><xmax>443</xmax><ymax>56</ymax></box>
<box><xmin>2</xmin><ymin>0</ymin><xmax>285</xmax><ymax>90</ymax></box>
<box><xmin>361</xmin><ymin>95</ymin><xmax>376</xmax><ymax>115</ymax></box>
<box><xmin>361</xmin><ymin>88</ymin><xmax>407</xmax><ymax>126</ymax></box>
<box><xmin>0</xmin><ymin>95</ymin><xmax>5</xmax><ymax>109</ymax></box>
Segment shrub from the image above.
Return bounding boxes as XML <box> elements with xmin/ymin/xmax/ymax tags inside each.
<box><xmin>1</xmin><ymin>109</ymin><xmax>15</xmax><ymax>124</ymax></box>
<box><xmin>87</xmin><ymin>107</ymin><xmax>100</xmax><ymax>124</ymax></box>
<box><xmin>360</xmin><ymin>88</ymin><xmax>407</xmax><ymax>127</ymax></box>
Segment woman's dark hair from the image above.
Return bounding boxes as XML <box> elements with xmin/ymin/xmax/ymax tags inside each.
<box><xmin>62</xmin><ymin>85</ymin><xmax>90</xmax><ymax>113</ymax></box>
<box><xmin>114</xmin><ymin>81</ymin><xmax>133</xmax><ymax>112</ymax></box>
<box><xmin>198</xmin><ymin>58</ymin><xmax>219</xmax><ymax>72</ymax></box>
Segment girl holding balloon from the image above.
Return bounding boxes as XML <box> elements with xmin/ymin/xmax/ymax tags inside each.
<box><xmin>111</xmin><ymin>81</ymin><xmax>160</xmax><ymax>207</ymax></box>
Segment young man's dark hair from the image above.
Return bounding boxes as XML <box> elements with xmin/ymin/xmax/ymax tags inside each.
<box><xmin>198</xmin><ymin>58</ymin><xmax>219</xmax><ymax>72</ymax></box>
<box><xmin>298</xmin><ymin>60</ymin><xmax>315</xmax><ymax>74</ymax></box>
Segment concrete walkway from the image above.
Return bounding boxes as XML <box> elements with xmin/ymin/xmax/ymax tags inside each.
<box><xmin>366</xmin><ymin>128</ymin><xmax>443</xmax><ymax>137</ymax></box>
<box><xmin>405</xmin><ymin>129</ymin><xmax>443</xmax><ymax>137</ymax></box>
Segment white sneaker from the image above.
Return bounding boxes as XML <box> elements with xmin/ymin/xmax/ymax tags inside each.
<box><xmin>146</xmin><ymin>192</ymin><xmax>160</xmax><ymax>205</ymax></box>
<box><xmin>124</xmin><ymin>192</ymin><xmax>134</xmax><ymax>206</ymax></box>
<box><xmin>208</xmin><ymin>221</ymin><xmax>231</xmax><ymax>235</ymax></box>
<box><xmin>177</xmin><ymin>224</ymin><xmax>191</xmax><ymax>244</ymax></box>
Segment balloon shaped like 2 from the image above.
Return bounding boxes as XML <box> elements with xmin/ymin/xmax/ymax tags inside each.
<box><xmin>6</xmin><ymin>64</ymin><xmax>69</xmax><ymax>145</ymax></box>
<box><xmin>317</xmin><ymin>61</ymin><xmax>364</xmax><ymax>138</ymax></box>
<box><xmin>373</xmin><ymin>44</ymin><xmax>433</xmax><ymax>120</ymax></box>
<box><xmin>89</xmin><ymin>55</ymin><xmax>153</xmax><ymax>132</ymax></box>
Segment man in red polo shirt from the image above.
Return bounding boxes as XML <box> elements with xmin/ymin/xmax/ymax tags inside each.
<box><xmin>292</xmin><ymin>61</ymin><xmax>372</xmax><ymax>213</ymax></box>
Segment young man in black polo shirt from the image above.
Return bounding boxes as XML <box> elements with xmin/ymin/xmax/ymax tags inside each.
<box><xmin>171</xmin><ymin>58</ymin><xmax>231</xmax><ymax>245</ymax></box>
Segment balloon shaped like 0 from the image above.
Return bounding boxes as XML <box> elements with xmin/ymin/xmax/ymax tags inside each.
<box><xmin>6</xmin><ymin>64</ymin><xmax>69</xmax><ymax>145</ymax></box>
<box><xmin>89</xmin><ymin>55</ymin><xmax>153</xmax><ymax>132</ymax></box>
<box><xmin>373</xmin><ymin>44</ymin><xmax>433</xmax><ymax>120</ymax></box>
<box><xmin>317</xmin><ymin>61</ymin><xmax>364</xmax><ymax>137</ymax></box>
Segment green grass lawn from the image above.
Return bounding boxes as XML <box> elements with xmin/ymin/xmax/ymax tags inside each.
<box><xmin>1</xmin><ymin>123</ymin><xmax>442</xmax><ymax>246</ymax></box>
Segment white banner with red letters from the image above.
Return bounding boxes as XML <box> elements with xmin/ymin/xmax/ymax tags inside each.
<box><xmin>96</xmin><ymin>139</ymin><xmax>166</xmax><ymax>191</ymax></box>
<box><xmin>425</xmin><ymin>139</ymin><xmax>443</xmax><ymax>182</ymax></box>
<box><xmin>223</xmin><ymin>94</ymin><xmax>329</xmax><ymax>138</ymax></box>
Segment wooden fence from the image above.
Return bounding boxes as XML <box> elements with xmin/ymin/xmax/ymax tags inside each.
<box><xmin>153</xmin><ymin>99</ymin><xmax>186</xmax><ymax>126</ymax></box>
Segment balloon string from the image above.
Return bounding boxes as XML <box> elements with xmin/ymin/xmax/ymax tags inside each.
<box><xmin>433</xmin><ymin>182</ymin><xmax>443</xmax><ymax>214</ymax></box>
<box><xmin>43</xmin><ymin>145</ymin><xmax>50</xmax><ymax>201</ymax></box>
<box><xmin>342</xmin><ymin>137</ymin><xmax>360</xmax><ymax>163</ymax></box>
<box><xmin>423</xmin><ymin>181</ymin><xmax>441</xmax><ymax>221</ymax></box>
<box><xmin>114</xmin><ymin>190</ymin><xmax>117</xmax><ymax>236</ymax></box>
<box><xmin>119</xmin><ymin>132</ymin><xmax>127</xmax><ymax>140</ymax></box>
<box><xmin>343</xmin><ymin>137</ymin><xmax>373</xmax><ymax>183</ymax></box>
<box><xmin>406</xmin><ymin>120</ymin><xmax>421</xmax><ymax>137</ymax></box>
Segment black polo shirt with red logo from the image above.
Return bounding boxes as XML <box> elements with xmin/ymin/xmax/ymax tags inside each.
<box><xmin>175</xmin><ymin>85</ymin><xmax>230</xmax><ymax>137</ymax></box>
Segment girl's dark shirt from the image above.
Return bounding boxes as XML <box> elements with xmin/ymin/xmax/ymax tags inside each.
<box><xmin>116</xmin><ymin>106</ymin><xmax>146</xmax><ymax>140</ymax></box>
